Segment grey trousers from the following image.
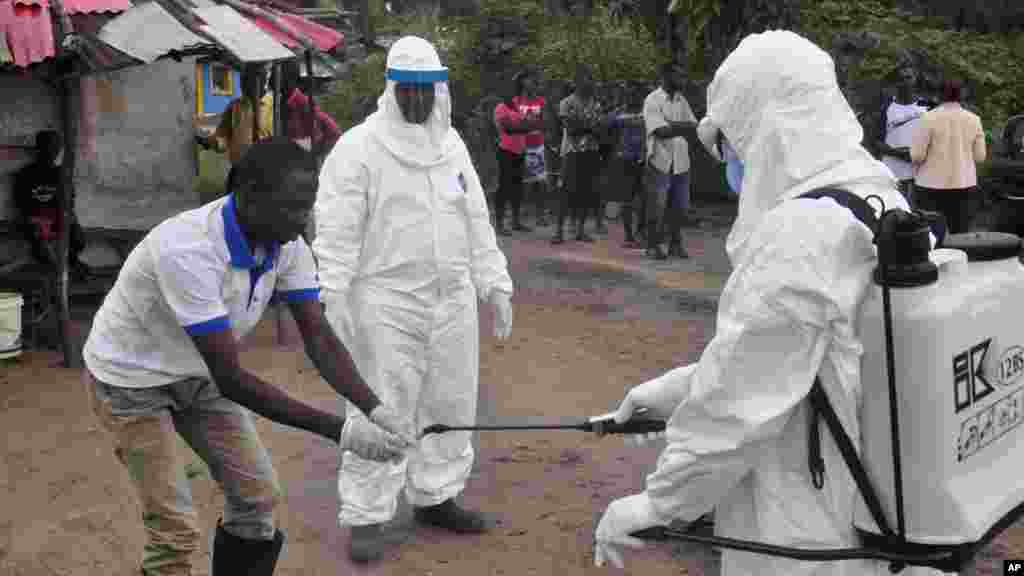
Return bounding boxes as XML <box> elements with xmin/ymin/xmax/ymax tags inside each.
<box><xmin>85</xmin><ymin>371</ymin><xmax>281</xmax><ymax>575</ymax></box>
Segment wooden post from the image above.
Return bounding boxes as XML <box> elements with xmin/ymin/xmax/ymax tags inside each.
<box><xmin>50</xmin><ymin>0</ymin><xmax>78</xmax><ymax>368</ymax></box>
<box><xmin>306</xmin><ymin>50</ymin><xmax>316</xmax><ymax>148</ymax></box>
<box><xmin>272</xmin><ymin>63</ymin><xmax>282</xmax><ymax>137</ymax></box>
<box><xmin>56</xmin><ymin>73</ymin><xmax>79</xmax><ymax>368</ymax></box>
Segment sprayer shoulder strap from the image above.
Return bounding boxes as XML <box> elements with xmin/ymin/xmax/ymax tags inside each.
<box><xmin>796</xmin><ymin>187</ymin><xmax>895</xmax><ymax>538</ymax></box>
<box><xmin>807</xmin><ymin>378</ymin><xmax>896</xmax><ymax>538</ymax></box>
<box><xmin>797</xmin><ymin>187</ymin><xmax>879</xmax><ymax>233</ymax></box>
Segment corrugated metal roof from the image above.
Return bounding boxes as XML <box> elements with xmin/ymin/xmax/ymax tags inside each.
<box><xmin>3</xmin><ymin>0</ymin><xmax>347</xmax><ymax>70</ymax></box>
<box><xmin>1</xmin><ymin>0</ymin><xmax>131</xmax><ymax>68</ymax></box>
<box><xmin>63</xmin><ymin>0</ymin><xmax>132</xmax><ymax>15</ymax></box>
<box><xmin>247</xmin><ymin>8</ymin><xmax>343</xmax><ymax>52</ymax></box>
<box><xmin>71</xmin><ymin>11</ymin><xmax>137</xmax><ymax>69</ymax></box>
<box><xmin>193</xmin><ymin>4</ymin><xmax>295</xmax><ymax>62</ymax></box>
<box><xmin>97</xmin><ymin>1</ymin><xmax>207</xmax><ymax>63</ymax></box>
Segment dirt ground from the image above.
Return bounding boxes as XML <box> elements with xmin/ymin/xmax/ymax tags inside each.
<box><xmin>2</xmin><ymin>209</ymin><xmax>1022</xmax><ymax>575</ymax></box>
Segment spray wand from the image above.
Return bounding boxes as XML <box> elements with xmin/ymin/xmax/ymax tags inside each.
<box><xmin>420</xmin><ymin>411</ymin><xmax>666</xmax><ymax>438</ymax></box>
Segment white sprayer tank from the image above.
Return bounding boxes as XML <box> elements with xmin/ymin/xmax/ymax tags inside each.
<box><xmin>855</xmin><ymin>232</ymin><xmax>1024</xmax><ymax>544</ymax></box>
<box><xmin>0</xmin><ymin>292</ymin><xmax>24</xmax><ymax>359</ymax></box>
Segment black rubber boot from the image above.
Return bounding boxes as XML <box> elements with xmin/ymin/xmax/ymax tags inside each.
<box><xmin>621</xmin><ymin>204</ymin><xmax>635</xmax><ymax>244</ymax></box>
<box><xmin>668</xmin><ymin>243</ymin><xmax>690</xmax><ymax>259</ymax></box>
<box><xmin>646</xmin><ymin>219</ymin><xmax>666</xmax><ymax>259</ymax></box>
<box><xmin>575</xmin><ymin>221</ymin><xmax>594</xmax><ymax>243</ymax></box>
<box><xmin>512</xmin><ymin>219</ymin><xmax>532</xmax><ymax>232</ymax></box>
<box><xmin>212</xmin><ymin>519</ymin><xmax>285</xmax><ymax>576</ymax></box>
<box><xmin>413</xmin><ymin>499</ymin><xmax>490</xmax><ymax>534</ymax></box>
<box><xmin>349</xmin><ymin>524</ymin><xmax>385</xmax><ymax>564</ymax></box>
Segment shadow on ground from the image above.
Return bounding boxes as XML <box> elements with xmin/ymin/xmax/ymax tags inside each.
<box><xmin>527</xmin><ymin>257</ymin><xmax>720</xmax><ymax>322</ymax></box>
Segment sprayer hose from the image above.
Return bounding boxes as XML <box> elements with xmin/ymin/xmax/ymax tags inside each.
<box><xmin>633</xmin><ymin>527</ymin><xmax>953</xmax><ymax>565</ymax></box>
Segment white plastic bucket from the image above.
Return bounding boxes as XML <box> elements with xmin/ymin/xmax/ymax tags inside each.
<box><xmin>0</xmin><ymin>292</ymin><xmax>24</xmax><ymax>359</ymax></box>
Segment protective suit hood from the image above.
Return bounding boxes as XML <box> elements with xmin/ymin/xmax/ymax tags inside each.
<box><xmin>368</xmin><ymin>35</ymin><xmax>460</xmax><ymax>168</ymax></box>
<box><xmin>702</xmin><ymin>31</ymin><xmax>900</xmax><ymax>262</ymax></box>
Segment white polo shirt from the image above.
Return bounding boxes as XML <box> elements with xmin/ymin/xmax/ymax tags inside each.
<box><xmin>83</xmin><ymin>194</ymin><xmax>320</xmax><ymax>389</ymax></box>
<box><xmin>644</xmin><ymin>87</ymin><xmax>697</xmax><ymax>175</ymax></box>
<box><xmin>882</xmin><ymin>99</ymin><xmax>927</xmax><ymax>181</ymax></box>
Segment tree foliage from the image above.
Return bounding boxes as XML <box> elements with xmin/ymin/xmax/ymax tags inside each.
<box><xmin>318</xmin><ymin>52</ymin><xmax>386</xmax><ymax>132</ymax></box>
<box><xmin>797</xmin><ymin>0</ymin><xmax>1023</xmax><ymax>129</ymax></box>
<box><xmin>525</xmin><ymin>3</ymin><xmax>662</xmax><ymax>84</ymax></box>
<box><xmin>320</xmin><ymin>0</ymin><xmax>663</xmax><ymax>133</ymax></box>
<box><xmin>322</xmin><ymin>0</ymin><xmax>1022</xmax><ymax>137</ymax></box>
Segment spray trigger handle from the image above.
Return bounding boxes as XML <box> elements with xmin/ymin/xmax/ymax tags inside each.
<box><xmin>587</xmin><ymin>413</ymin><xmax>666</xmax><ymax>435</ymax></box>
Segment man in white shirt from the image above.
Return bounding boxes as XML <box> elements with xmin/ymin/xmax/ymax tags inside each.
<box><xmin>82</xmin><ymin>138</ymin><xmax>414</xmax><ymax>576</ymax></box>
<box><xmin>877</xmin><ymin>63</ymin><xmax>928</xmax><ymax>205</ymax></box>
<box><xmin>644</xmin><ymin>62</ymin><xmax>698</xmax><ymax>260</ymax></box>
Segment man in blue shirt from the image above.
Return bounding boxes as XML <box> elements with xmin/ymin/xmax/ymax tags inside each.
<box><xmin>607</xmin><ymin>83</ymin><xmax>648</xmax><ymax>247</ymax></box>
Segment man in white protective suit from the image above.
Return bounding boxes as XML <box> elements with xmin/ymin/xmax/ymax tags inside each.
<box><xmin>312</xmin><ymin>36</ymin><xmax>515</xmax><ymax>563</ymax></box>
<box><xmin>592</xmin><ymin>31</ymin><xmax>947</xmax><ymax>576</ymax></box>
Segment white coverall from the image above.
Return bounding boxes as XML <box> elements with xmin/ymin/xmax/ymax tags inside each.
<box><xmin>595</xmin><ymin>31</ymin><xmax>946</xmax><ymax>576</ymax></box>
<box><xmin>313</xmin><ymin>36</ymin><xmax>514</xmax><ymax>526</ymax></box>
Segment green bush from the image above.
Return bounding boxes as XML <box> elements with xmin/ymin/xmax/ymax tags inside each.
<box><xmin>319</xmin><ymin>52</ymin><xmax>386</xmax><ymax>134</ymax></box>
<box><xmin>319</xmin><ymin>0</ymin><xmax>663</xmax><ymax>132</ymax></box>
<box><xmin>797</xmin><ymin>0</ymin><xmax>1024</xmax><ymax>131</ymax></box>
<box><xmin>323</xmin><ymin>0</ymin><xmax>1020</xmax><ymax>139</ymax></box>
<box><xmin>442</xmin><ymin>0</ymin><xmax>547</xmax><ymax>105</ymax></box>
<box><xmin>526</xmin><ymin>4</ymin><xmax>662</xmax><ymax>84</ymax></box>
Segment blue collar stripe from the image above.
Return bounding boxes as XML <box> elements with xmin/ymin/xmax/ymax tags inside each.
<box><xmin>222</xmin><ymin>195</ymin><xmax>253</xmax><ymax>269</ymax></box>
<box><xmin>222</xmin><ymin>194</ymin><xmax>281</xmax><ymax>309</ymax></box>
<box><xmin>386</xmin><ymin>68</ymin><xmax>448</xmax><ymax>84</ymax></box>
<box><xmin>221</xmin><ymin>194</ymin><xmax>280</xmax><ymax>271</ymax></box>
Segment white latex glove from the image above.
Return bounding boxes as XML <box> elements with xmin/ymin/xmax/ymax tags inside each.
<box><xmin>369</xmin><ymin>404</ymin><xmax>417</xmax><ymax>448</ymax></box>
<box><xmin>594</xmin><ymin>493</ymin><xmax>662</xmax><ymax>569</ymax></box>
<box><xmin>614</xmin><ymin>373</ymin><xmax>689</xmax><ymax>424</ymax></box>
<box><xmin>697</xmin><ymin>116</ymin><xmax>724</xmax><ymax>162</ymax></box>
<box><xmin>490</xmin><ymin>290</ymin><xmax>513</xmax><ymax>341</ymax></box>
<box><xmin>612</xmin><ymin>368</ymin><xmax>694</xmax><ymax>446</ymax></box>
<box><xmin>339</xmin><ymin>417</ymin><xmax>408</xmax><ymax>463</ymax></box>
<box><xmin>589</xmin><ymin>410</ymin><xmax>665</xmax><ymax>446</ymax></box>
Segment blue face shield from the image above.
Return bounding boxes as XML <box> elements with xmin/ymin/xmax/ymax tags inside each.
<box><xmin>722</xmin><ymin>139</ymin><xmax>743</xmax><ymax>196</ymax></box>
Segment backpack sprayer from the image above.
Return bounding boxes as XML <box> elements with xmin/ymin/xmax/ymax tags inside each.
<box><xmin>629</xmin><ymin>191</ymin><xmax>1024</xmax><ymax>573</ymax></box>
<box><xmin>424</xmin><ymin>190</ymin><xmax>1024</xmax><ymax>573</ymax></box>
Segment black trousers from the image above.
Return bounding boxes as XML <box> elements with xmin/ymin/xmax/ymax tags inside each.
<box><xmin>592</xmin><ymin>146</ymin><xmax>614</xmax><ymax>227</ymax></box>
<box><xmin>26</xmin><ymin>218</ymin><xmax>86</xmax><ymax>269</ymax></box>
<box><xmin>558</xmin><ymin>150</ymin><xmax>601</xmax><ymax>234</ymax></box>
<box><xmin>620</xmin><ymin>159</ymin><xmax>646</xmax><ymax>240</ymax></box>
<box><xmin>915</xmin><ymin>186</ymin><xmax>972</xmax><ymax>234</ymax></box>
<box><xmin>496</xmin><ymin>148</ymin><xmax>525</xmax><ymax>228</ymax></box>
